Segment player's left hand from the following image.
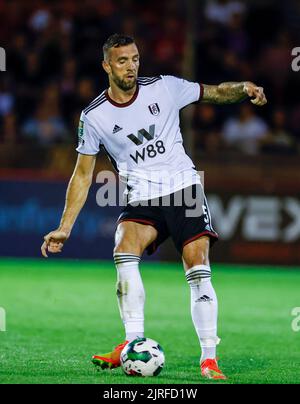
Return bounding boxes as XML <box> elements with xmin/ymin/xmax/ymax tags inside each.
<box><xmin>243</xmin><ymin>82</ymin><xmax>267</xmax><ymax>106</ymax></box>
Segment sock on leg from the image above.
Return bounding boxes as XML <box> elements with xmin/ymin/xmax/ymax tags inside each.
<box><xmin>114</xmin><ymin>253</ymin><xmax>145</xmax><ymax>342</ymax></box>
<box><xmin>185</xmin><ymin>265</ymin><xmax>220</xmax><ymax>362</ymax></box>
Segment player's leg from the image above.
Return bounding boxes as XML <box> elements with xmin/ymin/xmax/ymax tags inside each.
<box><xmin>113</xmin><ymin>221</ymin><xmax>157</xmax><ymax>342</ymax></box>
<box><xmin>182</xmin><ymin>236</ymin><xmax>217</xmax><ymax>360</ymax></box>
<box><xmin>182</xmin><ymin>237</ymin><xmax>226</xmax><ymax>379</ymax></box>
<box><xmin>92</xmin><ymin>221</ymin><xmax>158</xmax><ymax>370</ymax></box>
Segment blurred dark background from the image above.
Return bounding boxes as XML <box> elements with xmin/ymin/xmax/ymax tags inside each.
<box><xmin>0</xmin><ymin>0</ymin><xmax>300</xmax><ymax>264</ymax></box>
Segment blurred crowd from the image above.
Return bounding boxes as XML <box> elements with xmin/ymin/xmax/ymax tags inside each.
<box><xmin>0</xmin><ymin>0</ymin><xmax>300</xmax><ymax>161</ymax></box>
<box><xmin>193</xmin><ymin>0</ymin><xmax>300</xmax><ymax>156</ymax></box>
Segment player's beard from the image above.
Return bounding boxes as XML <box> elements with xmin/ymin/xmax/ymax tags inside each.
<box><xmin>113</xmin><ymin>74</ymin><xmax>137</xmax><ymax>91</ymax></box>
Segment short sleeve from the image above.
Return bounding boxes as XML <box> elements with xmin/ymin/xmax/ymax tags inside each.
<box><xmin>76</xmin><ymin>111</ymin><xmax>101</xmax><ymax>155</ymax></box>
<box><xmin>162</xmin><ymin>75</ymin><xmax>203</xmax><ymax>109</ymax></box>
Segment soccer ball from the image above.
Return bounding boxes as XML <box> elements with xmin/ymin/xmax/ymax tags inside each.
<box><xmin>120</xmin><ymin>338</ymin><xmax>165</xmax><ymax>377</ymax></box>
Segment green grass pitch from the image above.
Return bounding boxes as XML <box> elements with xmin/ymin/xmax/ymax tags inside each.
<box><xmin>0</xmin><ymin>258</ymin><xmax>299</xmax><ymax>384</ymax></box>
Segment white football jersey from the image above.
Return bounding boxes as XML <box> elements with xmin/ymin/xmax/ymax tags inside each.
<box><xmin>76</xmin><ymin>75</ymin><xmax>203</xmax><ymax>203</ymax></box>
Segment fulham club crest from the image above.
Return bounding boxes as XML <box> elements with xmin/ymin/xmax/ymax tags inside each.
<box><xmin>148</xmin><ymin>103</ymin><xmax>160</xmax><ymax>116</ymax></box>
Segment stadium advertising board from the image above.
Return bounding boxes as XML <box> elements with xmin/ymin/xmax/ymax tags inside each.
<box><xmin>0</xmin><ymin>179</ymin><xmax>299</xmax><ymax>265</ymax></box>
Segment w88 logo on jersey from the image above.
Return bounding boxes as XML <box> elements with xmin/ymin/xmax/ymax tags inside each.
<box><xmin>130</xmin><ymin>140</ymin><xmax>166</xmax><ymax>164</ymax></box>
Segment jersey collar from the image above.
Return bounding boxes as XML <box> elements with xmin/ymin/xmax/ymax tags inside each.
<box><xmin>105</xmin><ymin>85</ymin><xmax>139</xmax><ymax>108</ymax></box>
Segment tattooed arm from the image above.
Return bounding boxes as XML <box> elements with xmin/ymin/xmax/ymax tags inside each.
<box><xmin>201</xmin><ymin>82</ymin><xmax>267</xmax><ymax>106</ymax></box>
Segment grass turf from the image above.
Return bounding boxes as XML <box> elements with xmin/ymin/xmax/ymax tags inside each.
<box><xmin>0</xmin><ymin>258</ymin><xmax>299</xmax><ymax>384</ymax></box>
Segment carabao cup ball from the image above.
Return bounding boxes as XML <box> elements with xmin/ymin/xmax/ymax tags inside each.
<box><xmin>120</xmin><ymin>338</ymin><xmax>165</xmax><ymax>377</ymax></box>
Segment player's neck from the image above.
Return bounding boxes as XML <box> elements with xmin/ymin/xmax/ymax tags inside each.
<box><xmin>108</xmin><ymin>83</ymin><xmax>137</xmax><ymax>104</ymax></box>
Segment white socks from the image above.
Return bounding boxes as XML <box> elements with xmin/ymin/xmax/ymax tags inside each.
<box><xmin>185</xmin><ymin>265</ymin><xmax>220</xmax><ymax>362</ymax></box>
<box><xmin>114</xmin><ymin>253</ymin><xmax>145</xmax><ymax>342</ymax></box>
<box><xmin>113</xmin><ymin>255</ymin><xmax>219</xmax><ymax>361</ymax></box>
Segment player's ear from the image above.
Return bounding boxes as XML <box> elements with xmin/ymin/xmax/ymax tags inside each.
<box><xmin>102</xmin><ymin>60</ymin><xmax>111</xmax><ymax>75</ymax></box>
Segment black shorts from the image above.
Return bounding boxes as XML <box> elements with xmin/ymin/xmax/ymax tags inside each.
<box><xmin>116</xmin><ymin>184</ymin><xmax>218</xmax><ymax>255</ymax></box>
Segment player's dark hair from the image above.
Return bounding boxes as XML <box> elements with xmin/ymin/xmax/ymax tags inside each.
<box><xmin>103</xmin><ymin>34</ymin><xmax>135</xmax><ymax>60</ymax></box>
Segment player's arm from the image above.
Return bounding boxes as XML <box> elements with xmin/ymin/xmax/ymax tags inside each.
<box><xmin>201</xmin><ymin>82</ymin><xmax>267</xmax><ymax>106</ymax></box>
<box><xmin>41</xmin><ymin>153</ymin><xmax>96</xmax><ymax>257</ymax></box>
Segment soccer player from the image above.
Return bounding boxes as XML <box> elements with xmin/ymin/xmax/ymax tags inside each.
<box><xmin>41</xmin><ymin>34</ymin><xmax>267</xmax><ymax>380</ymax></box>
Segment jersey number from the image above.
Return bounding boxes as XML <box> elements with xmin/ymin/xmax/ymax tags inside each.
<box><xmin>130</xmin><ymin>140</ymin><xmax>166</xmax><ymax>164</ymax></box>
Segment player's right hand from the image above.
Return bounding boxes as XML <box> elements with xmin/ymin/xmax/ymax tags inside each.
<box><xmin>41</xmin><ymin>229</ymin><xmax>70</xmax><ymax>258</ymax></box>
